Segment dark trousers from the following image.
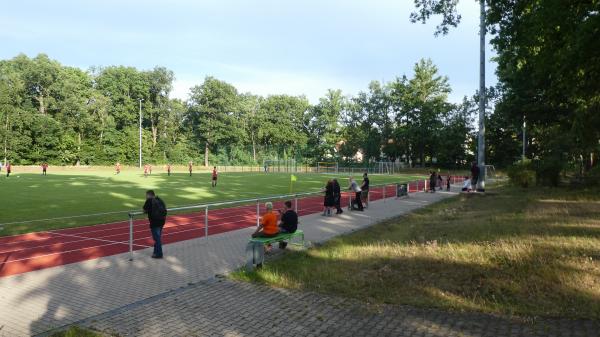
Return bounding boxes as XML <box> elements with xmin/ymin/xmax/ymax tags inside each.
<box><xmin>150</xmin><ymin>226</ymin><xmax>163</xmax><ymax>257</ymax></box>
<box><xmin>353</xmin><ymin>192</ymin><xmax>364</xmax><ymax>210</ymax></box>
<box><xmin>334</xmin><ymin>195</ymin><xmax>343</xmax><ymax>213</ymax></box>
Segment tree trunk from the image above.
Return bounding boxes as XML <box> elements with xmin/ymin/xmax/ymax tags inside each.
<box><xmin>36</xmin><ymin>95</ymin><xmax>45</xmax><ymax>114</ymax></box>
<box><xmin>4</xmin><ymin>112</ymin><xmax>8</xmax><ymax>165</ymax></box>
<box><xmin>251</xmin><ymin>133</ymin><xmax>256</xmax><ymax>162</ymax></box>
<box><xmin>151</xmin><ymin>122</ymin><xmax>157</xmax><ymax>148</ymax></box>
<box><xmin>204</xmin><ymin>142</ymin><xmax>209</xmax><ymax>167</ymax></box>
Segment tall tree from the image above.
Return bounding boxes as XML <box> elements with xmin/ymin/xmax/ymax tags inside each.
<box><xmin>187</xmin><ymin>77</ymin><xmax>240</xmax><ymax>167</ymax></box>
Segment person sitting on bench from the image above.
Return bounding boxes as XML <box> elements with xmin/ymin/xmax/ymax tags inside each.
<box><xmin>252</xmin><ymin>202</ymin><xmax>279</xmax><ymax>238</ymax></box>
<box><xmin>462</xmin><ymin>176</ymin><xmax>471</xmax><ymax>192</ymax></box>
<box><xmin>277</xmin><ymin>200</ymin><xmax>298</xmax><ymax>249</ymax></box>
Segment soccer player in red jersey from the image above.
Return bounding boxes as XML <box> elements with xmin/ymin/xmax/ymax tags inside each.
<box><xmin>211</xmin><ymin>166</ymin><xmax>218</xmax><ymax>187</ymax></box>
<box><xmin>42</xmin><ymin>162</ymin><xmax>48</xmax><ymax>176</ymax></box>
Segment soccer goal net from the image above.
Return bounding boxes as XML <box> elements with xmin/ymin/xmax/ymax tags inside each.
<box><xmin>263</xmin><ymin>159</ymin><xmax>297</xmax><ymax>173</ymax></box>
<box><xmin>316</xmin><ymin>161</ymin><xmax>338</xmax><ymax>174</ymax></box>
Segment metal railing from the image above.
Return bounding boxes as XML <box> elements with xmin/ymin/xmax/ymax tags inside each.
<box><xmin>125</xmin><ymin>177</ymin><xmax>466</xmax><ymax>260</ymax></box>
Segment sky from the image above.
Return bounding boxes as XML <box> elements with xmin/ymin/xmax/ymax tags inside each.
<box><xmin>0</xmin><ymin>0</ymin><xmax>497</xmax><ymax>104</ymax></box>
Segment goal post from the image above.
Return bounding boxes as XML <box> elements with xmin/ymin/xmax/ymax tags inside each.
<box><xmin>263</xmin><ymin>159</ymin><xmax>297</xmax><ymax>173</ymax></box>
<box><xmin>316</xmin><ymin>161</ymin><xmax>338</xmax><ymax>174</ymax></box>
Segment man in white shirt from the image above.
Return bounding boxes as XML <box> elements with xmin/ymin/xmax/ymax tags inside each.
<box><xmin>348</xmin><ymin>177</ymin><xmax>364</xmax><ymax>211</ymax></box>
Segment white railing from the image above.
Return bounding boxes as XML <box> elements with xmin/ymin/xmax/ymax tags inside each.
<box><xmin>124</xmin><ymin>176</ymin><xmax>468</xmax><ymax>260</ymax></box>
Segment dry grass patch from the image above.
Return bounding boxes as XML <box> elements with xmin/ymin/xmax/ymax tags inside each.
<box><xmin>233</xmin><ymin>185</ymin><xmax>600</xmax><ymax>319</ymax></box>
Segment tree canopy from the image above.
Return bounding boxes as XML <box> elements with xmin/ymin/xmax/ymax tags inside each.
<box><xmin>0</xmin><ymin>53</ymin><xmax>476</xmax><ymax>168</ymax></box>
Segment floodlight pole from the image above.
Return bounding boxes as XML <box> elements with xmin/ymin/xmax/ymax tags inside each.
<box><xmin>476</xmin><ymin>0</ymin><xmax>486</xmax><ymax>192</ymax></box>
<box><xmin>139</xmin><ymin>99</ymin><xmax>144</xmax><ymax>169</ymax></box>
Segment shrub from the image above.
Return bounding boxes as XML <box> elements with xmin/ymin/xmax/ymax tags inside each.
<box><xmin>534</xmin><ymin>157</ymin><xmax>564</xmax><ymax>187</ymax></box>
<box><xmin>507</xmin><ymin>160</ymin><xmax>536</xmax><ymax>188</ymax></box>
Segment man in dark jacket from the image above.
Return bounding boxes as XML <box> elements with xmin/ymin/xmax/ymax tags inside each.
<box><xmin>470</xmin><ymin>162</ymin><xmax>480</xmax><ymax>190</ymax></box>
<box><xmin>332</xmin><ymin>178</ymin><xmax>343</xmax><ymax>214</ymax></box>
<box><xmin>278</xmin><ymin>200</ymin><xmax>298</xmax><ymax>249</ymax></box>
<box><xmin>143</xmin><ymin>190</ymin><xmax>167</xmax><ymax>259</ymax></box>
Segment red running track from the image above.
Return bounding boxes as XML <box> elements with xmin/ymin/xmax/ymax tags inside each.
<box><xmin>0</xmin><ymin>178</ymin><xmax>463</xmax><ymax>278</ymax></box>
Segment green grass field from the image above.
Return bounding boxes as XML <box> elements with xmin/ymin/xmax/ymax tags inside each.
<box><xmin>233</xmin><ymin>184</ymin><xmax>600</xmax><ymax>319</ymax></box>
<box><xmin>0</xmin><ymin>169</ymin><xmax>424</xmax><ymax>236</ymax></box>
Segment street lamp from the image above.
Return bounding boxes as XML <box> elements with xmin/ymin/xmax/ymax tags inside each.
<box><xmin>476</xmin><ymin>0</ymin><xmax>486</xmax><ymax>192</ymax></box>
<box><xmin>139</xmin><ymin>98</ymin><xmax>144</xmax><ymax>169</ymax></box>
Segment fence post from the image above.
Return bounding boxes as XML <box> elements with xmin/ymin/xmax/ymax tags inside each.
<box><xmin>424</xmin><ymin>179</ymin><xmax>427</xmax><ymax>192</ymax></box>
<box><xmin>256</xmin><ymin>200</ymin><xmax>260</xmax><ymax>226</ymax></box>
<box><xmin>395</xmin><ymin>183</ymin><xmax>399</xmax><ymax>198</ymax></box>
<box><xmin>205</xmin><ymin>206</ymin><xmax>209</xmax><ymax>241</ymax></box>
<box><xmin>294</xmin><ymin>195</ymin><xmax>298</xmax><ymax>212</ymax></box>
<box><xmin>128</xmin><ymin>213</ymin><xmax>134</xmax><ymax>261</ymax></box>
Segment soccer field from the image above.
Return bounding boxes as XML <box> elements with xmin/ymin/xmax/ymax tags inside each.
<box><xmin>0</xmin><ymin>170</ymin><xmax>424</xmax><ymax>236</ymax></box>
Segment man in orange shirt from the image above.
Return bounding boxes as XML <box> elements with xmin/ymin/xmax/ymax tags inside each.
<box><xmin>248</xmin><ymin>202</ymin><xmax>279</xmax><ymax>269</ymax></box>
<box><xmin>252</xmin><ymin>202</ymin><xmax>279</xmax><ymax>238</ymax></box>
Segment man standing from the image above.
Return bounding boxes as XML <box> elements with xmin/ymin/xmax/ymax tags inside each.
<box><xmin>332</xmin><ymin>178</ymin><xmax>343</xmax><ymax>214</ymax></box>
<box><xmin>278</xmin><ymin>200</ymin><xmax>298</xmax><ymax>249</ymax></box>
<box><xmin>6</xmin><ymin>161</ymin><xmax>11</xmax><ymax>177</ymax></box>
<box><xmin>143</xmin><ymin>190</ymin><xmax>167</xmax><ymax>259</ymax></box>
<box><xmin>429</xmin><ymin>171</ymin><xmax>437</xmax><ymax>193</ymax></box>
<box><xmin>348</xmin><ymin>177</ymin><xmax>364</xmax><ymax>211</ymax></box>
<box><xmin>188</xmin><ymin>161</ymin><xmax>193</xmax><ymax>177</ymax></box>
<box><xmin>42</xmin><ymin>162</ymin><xmax>48</xmax><ymax>176</ymax></box>
<box><xmin>211</xmin><ymin>166</ymin><xmax>218</xmax><ymax>187</ymax></box>
<box><xmin>470</xmin><ymin>162</ymin><xmax>480</xmax><ymax>191</ymax></box>
<box><xmin>143</xmin><ymin>164</ymin><xmax>149</xmax><ymax>177</ymax></box>
<box><xmin>361</xmin><ymin>172</ymin><xmax>370</xmax><ymax>208</ymax></box>
<box><xmin>166</xmin><ymin>163</ymin><xmax>172</xmax><ymax>176</ymax></box>
<box><xmin>115</xmin><ymin>162</ymin><xmax>121</xmax><ymax>175</ymax></box>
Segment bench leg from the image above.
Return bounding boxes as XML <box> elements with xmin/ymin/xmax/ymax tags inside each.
<box><xmin>245</xmin><ymin>242</ymin><xmax>265</xmax><ymax>270</ymax></box>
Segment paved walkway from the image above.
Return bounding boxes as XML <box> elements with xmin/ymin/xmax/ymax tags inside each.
<box><xmin>0</xmin><ymin>190</ymin><xmax>454</xmax><ymax>337</ymax></box>
<box><xmin>84</xmin><ymin>279</ymin><xmax>600</xmax><ymax>337</ymax></box>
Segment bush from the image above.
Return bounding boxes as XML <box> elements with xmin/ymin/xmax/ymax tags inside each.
<box><xmin>508</xmin><ymin>160</ymin><xmax>536</xmax><ymax>188</ymax></box>
<box><xmin>534</xmin><ymin>157</ymin><xmax>564</xmax><ymax>187</ymax></box>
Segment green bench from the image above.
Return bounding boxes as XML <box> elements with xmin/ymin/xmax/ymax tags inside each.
<box><xmin>246</xmin><ymin>230</ymin><xmax>304</xmax><ymax>269</ymax></box>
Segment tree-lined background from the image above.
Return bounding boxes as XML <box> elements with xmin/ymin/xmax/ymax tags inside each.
<box><xmin>0</xmin><ymin>54</ymin><xmax>478</xmax><ymax>168</ymax></box>
<box><xmin>1</xmin><ymin>0</ymin><xmax>597</xmax><ymax>183</ymax></box>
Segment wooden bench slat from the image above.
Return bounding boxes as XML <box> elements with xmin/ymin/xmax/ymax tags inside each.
<box><xmin>249</xmin><ymin>230</ymin><xmax>304</xmax><ymax>244</ymax></box>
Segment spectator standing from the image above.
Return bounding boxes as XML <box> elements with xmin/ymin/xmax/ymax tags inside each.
<box><xmin>115</xmin><ymin>162</ymin><xmax>121</xmax><ymax>175</ymax></box>
<box><xmin>5</xmin><ymin>162</ymin><xmax>11</xmax><ymax>177</ymax></box>
<box><xmin>322</xmin><ymin>180</ymin><xmax>335</xmax><ymax>216</ymax></box>
<box><xmin>348</xmin><ymin>177</ymin><xmax>364</xmax><ymax>211</ymax></box>
<box><xmin>361</xmin><ymin>173</ymin><xmax>370</xmax><ymax>208</ymax></box>
<box><xmin>332</xmin><ymin>178</ymin><xmax>343</xmax><ymax>214</ymax></box>
<box><xmin>437</xmin><ymin>174</ymin><xmax>443</xmax><ymax>190</ymax></box>
<box><xmin>446</xmin><ymin>175</ymin><xmax>451</xmax><ymax>191</ymax></box>
<box><xmin>188</xmin><ymin>161</ymin><xmax>193</xmax><ymax>176</ymax></box>
<box><xmin>166</xmin><ymin>163</ymin><xmax>172</xmax><ymax>176</ymax></box>
<box><xmin>42</xmin><ymin>162</ymin><xmax>48</xmax><ymax>176</ymax></box>
<box><xmin>142</xmin><ymin>190</ymin><xmax>167</xmax><ymax>259</ymax></box>
<box><xmin>429</xmin><ymin>171</ymin><xmax>437</xmax><ymax>193</ymax></box>
<box><xmin>471</xmin><ymin>162</ymin><xmax>480</xmax><ymax>190</ymax></box>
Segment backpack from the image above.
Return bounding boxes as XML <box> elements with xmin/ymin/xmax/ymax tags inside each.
<box><xmin>151</xmin><ymin>197</ymin><xmax>167</xmax><ymax>220</ymax></box>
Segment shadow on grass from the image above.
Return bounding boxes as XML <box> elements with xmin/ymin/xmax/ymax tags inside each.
<box><xmin>235</xmin><ymin>185</ymin><xmax>600</xmax><ymax>319</ymax></box>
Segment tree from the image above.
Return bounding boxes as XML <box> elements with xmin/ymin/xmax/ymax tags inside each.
<box><xmin>307</xmin><ymin>89</ymin><xmax>345</xmax><ymax>160</ymax></box>
<box><xmin>187</xmin><ymin>77</ymin><xmax>240</xmax><ymax>167</ymax></box>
